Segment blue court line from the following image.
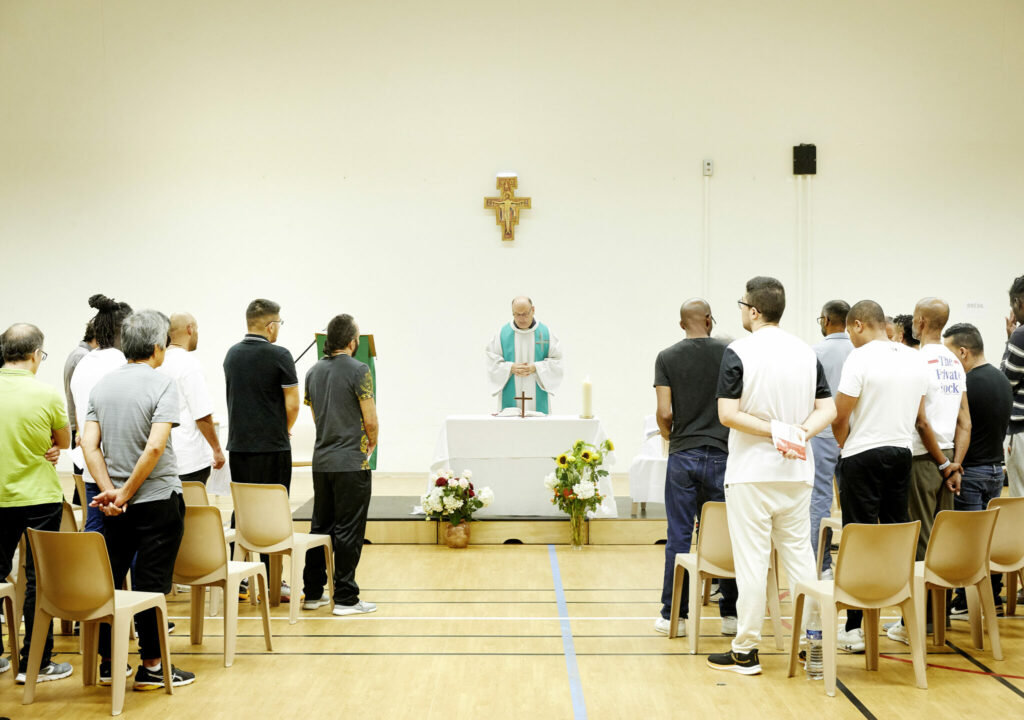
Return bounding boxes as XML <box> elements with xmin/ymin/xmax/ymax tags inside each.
<box><xmin>548</xmin><ymin>544</ymin><xmax>587</xmax><ymax>719</ymax></box>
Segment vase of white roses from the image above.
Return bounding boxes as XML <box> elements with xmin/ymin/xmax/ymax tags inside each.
<box><xmin>546</xmin><ymin>438</ymin><xmax>613</xmax><ymax>549</ymax></box>
<box><xmin>420</xmin><ymin>469</ymin><xmax>494</xmax><ymax>548</ymax></box>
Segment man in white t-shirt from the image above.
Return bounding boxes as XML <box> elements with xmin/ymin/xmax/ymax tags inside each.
<box><xmin>707</xmin><ymin>277</ymin><xmax>836</xmax><ymax>677</ymax></box>
<box><xmin>158</xmin><ymin>313</ymin><xmax>225</xmax><ymax>484</ymax></box>
<box><xmin>907</xmin><ymin>298</ymin><xmax>971</xmax><ymax>561</ymax></box>
<box><xmin>830</xmin><ymin>300</ymin><xmax>929</xmax><ymax>652</ymax></box>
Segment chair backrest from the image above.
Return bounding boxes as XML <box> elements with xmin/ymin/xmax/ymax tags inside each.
<box><xmin>174</xmin><ymin>505</ymin><xmax>228</xmax><ymax>581</ymax></box>
<box><xmin>988</xmin><ymin>497</ymin><xmax>1024</xmax><ymax>568</ymax></box>
<box><xmin>25</xmin><ymin>528</ymin><xmax>116</xmax><ymax>619</ymax></box>
<box><xmin>231</xmin><ymin>482</ymin><xmax>294</xmax><ymax>549</ymax></box>
<box><xmin>181</xmin><ymin>481</ymin><xmax>211</xmax><ymax>506</ymax></box>
<box><xmin>924</xmin><ymin>509</ymin><xmax>1000</xmax><ymax>587</ymax></box>
<box><xmin>696</xmin><ymin>502</ymin><xmax>734</xmax><ymax>575</ymax></box>
<box><xmin>833</xmin><ymin>521</ymin><xmax>919</xmax><ymax>608</ymax></box>
<box><xmin>60</xmin><ymin>501</ymin><xmax>78</xmax><ymax>532</ymax></box>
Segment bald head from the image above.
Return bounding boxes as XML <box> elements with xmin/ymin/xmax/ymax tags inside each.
<box><xmin>511</xmin><ymin>296</ymin><xmax>535</xmax><ymax>329</ymax></box>
<box><xmin>679</xmin><ymin>298</ymin><xmax>713</xmax><ymax>337</ymax></box>
<box><xmin>169</xmin><ymin>312</ymin><xmax>199</xmax><ymax>351</ymax></box>
<box><xmin>1</xmin><ymin>323</ymin><xmax>44</xmax><ymax>365</ymax></box>
<box><xmin>913</xmin><ymin>297</ymin><xmax>950</xmax><ymax>343</ymax></box>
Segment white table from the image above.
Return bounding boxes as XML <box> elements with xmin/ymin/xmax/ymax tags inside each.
<box><xmin>628</xmin><ymin>414</ymin><xmax>668</xmax><ymax>504</ymax></box>
<box><xmin>431</xmin><ymin>414</ymin><xmax>617</xmax><ymax>518</ymax></box>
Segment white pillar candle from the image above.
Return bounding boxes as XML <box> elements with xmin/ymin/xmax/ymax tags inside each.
<box><xmin>581</xmin><ymin>377</ymin><xmax>593</xmax><ymax>418</ymax></box>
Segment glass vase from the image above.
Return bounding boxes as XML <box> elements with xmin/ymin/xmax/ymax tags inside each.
<box><xmin>569</xmin><ymin>512</ymin><xmax>585</xmax><ymax>550</ymax></box>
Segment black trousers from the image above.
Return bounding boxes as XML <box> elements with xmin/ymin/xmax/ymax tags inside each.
<box><xmin>98</xmin><ymin>494</ymin><xmax>185</xmax><ymax>661</ymax></box>
<box><xmin>229</xmin><ymin>450</ymin><xmax>292</xmax><ymax>576</ymax></box>
<box><xmin>836</xmin><ymin>445</ymin><xmax>912</xmax><ymax>630</ymax></box>
<box><xmin>303</xmin><ymin>470</ymin><xmax>372</xmax><ymax>606</ymax></box>
<box><xmin>179</xmin><ymin>466</ymin><xmax>211</xmax><ymax>485</ymax></box>
<box><xmin>0</xmin><ymin>503</ymin><xmax>62</xmax><ymax>670</ymax></box>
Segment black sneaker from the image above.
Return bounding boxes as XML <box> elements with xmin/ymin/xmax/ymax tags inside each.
<box><xmin>133</xmin><ymin>664</ymin><xmax>196</xmax><ymax>691</ymax></box>
<box><xmin>707</xmin><ymin>649</ymin><xmax>761</xmax><ymax>675</ymax></box>
<box><xmin>949</xmin><ymin>599</ymin><xmax>969</xmax><ymax>617</ymax></box>
<box><xmin>98</xmin><ymin>661</ymin><xmax>133</xmax><ymax>686</ymax></box>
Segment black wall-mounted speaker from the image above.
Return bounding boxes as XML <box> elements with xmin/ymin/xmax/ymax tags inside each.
<box><xmin>793</xmin><ymin>144</ymin><xmax>816</xmax><ymax>175</ymax></box>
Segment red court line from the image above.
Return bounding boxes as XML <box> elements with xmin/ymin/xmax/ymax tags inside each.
<box><xmin>879</xmin><ymin>653</ymin><xmax>1024</xmax><ymax>680</ymax></box>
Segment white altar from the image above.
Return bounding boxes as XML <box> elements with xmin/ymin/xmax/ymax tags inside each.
<box><xmin>431</xmin><ymin>414</ymin><xmax>618</xmax><ymax>518</ymax></box>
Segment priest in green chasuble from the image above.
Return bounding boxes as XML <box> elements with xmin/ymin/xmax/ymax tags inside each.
<box><xmin>485</xmin><ymin>296</ymin><xmax>564</xmax><ymax>414</ymax></box>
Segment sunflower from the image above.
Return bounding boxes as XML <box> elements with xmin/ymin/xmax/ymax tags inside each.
<box><xmin>557</xmin><ymin>454</ymin><xmax>570</xmax><ymax>468</ymax></box>
<box><xmin>603</xmin><ymin>439</ymin><xmax>615</xmax><ymax>452</ymax></box>
<box><xmin>580</xmin><ymin>450</ymin><xmax>593</xmax><ymax>463</ymax></box>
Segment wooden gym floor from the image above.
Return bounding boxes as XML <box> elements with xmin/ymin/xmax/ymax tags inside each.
<box><xmin>2</xmin><ymin>474</ymin><xmax>1022</xmax><ymax>719</ymax></box>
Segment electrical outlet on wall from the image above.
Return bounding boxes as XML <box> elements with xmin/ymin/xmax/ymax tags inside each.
<box><xmin>703</xmin><ymin>159</ymin><xmax>713</xmax><ymax>177</ymax></box>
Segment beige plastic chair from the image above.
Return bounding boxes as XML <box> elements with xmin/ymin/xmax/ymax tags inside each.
<box><xmin>0</xmin><ymin>581</ymin><xmax>17</xmax><ymax>683</ymax></box>
<box><xmin>72</xmin><ymin>475</ymin><xmax>88</xmax><ymax>529</ymax></box>
<box><xmin>988</xmin><ymin>497</ymin><xmax>1024</xmax><ymax>616</ymax></box>
<box><xmin>180</xmin><ymin>481</ymin><xmax>210</xmax><ymax>507</ymax></box>
<box><xmin>787</xmin><ymin>521</ymin><xmax>926</xmax><ymax>697</ymax></box>
<box><xmin>22</xmin><ymin>528</ymin><xmax>173</xmax><ymax>716</ymax></box>
<box><xmin>915</xmin><ymin>508</ymin><xmax>1001</xmax><ymax>659</ymax></box>
<box><xmin>816</xmin><ymin>516</ymin><xmax>842</xmax><ymax>580</ymax></box>
<box><xmin>173</xmin><ymin>505</ymin><xmax>273</xmax><ymax>667</ymax></box>
<box><xmin>668</xmin><ymin>502</ymin><xmax>785</xmax><ymax>653</ymax></box>
<box><xmin>60</xmin><ymin>501</ymin><xmax>78</xmax><ymax>532</ymax></box>
<box><xmin>231</xmin><ymin>482</ymin><xmax>334</xmax><ymax>625</ymax></box>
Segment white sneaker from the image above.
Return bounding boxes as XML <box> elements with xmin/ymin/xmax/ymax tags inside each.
<box><xmin>887</xmin><ymin>622</ymin><xmax>910</xmax><ymax>645</ymax></box>
<box><xmin>654</xmin><ymin>617</ymin><xmax>686</xmax><ymax>636</ymax></box>
<box><xmin>0</xmin><ymin>656</ymin><xmax>10</xmax><ymax>674</ymax></box>
<box><xmin>838</xmin><ymin>627</ymin><xmax>865</xmax><ymax>653</ymax></box>
<box><xmin>882</xmin><ymin>620</ymin><xmax>900</xmax><ymax>632</ymax></box>
<box><xmin>333</xmin><ymin>600</ymin><xmax>377</xmax><ymax>616</ymax></box>
<box><xmin>820</xmin><ymin>568</ymin><xmax>834</xmax><ymax>580</ymax></box>
<box><xmin>720</xmin><ymin>616</ymin><xmax>738</xmax><ymax>636</ymax></box>
<box><xmin>302</xmin><ymin>593</ymin><xmax>331</xmax><ymax>611</ymax></box>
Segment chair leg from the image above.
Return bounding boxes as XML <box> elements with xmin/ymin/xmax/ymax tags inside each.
<box><xmin>914</xmin><ymin>575</ymin><xmax>926</xmax><ymax>652</ymax></box>
<box><xmin>900</xmin><ymin>598</ymin><xmax>928</xmax><ymax>689</ymax></box>
<box><xmin>210</xmin><ymin>585</ymin><xmax>223</xmax><ymax>617</ymax></box>
<box><xmin>289</xmin><ymin>551</ymin><xmax>304</xmax><ymax>626</ymax></box>
<box><xmin>766</xmin><ymin>565</ymin><xmax>785</xmax><ymax>651</ymax></box>
<box><xmin>668</xmin><ymin>564</ymin><xmax>684</xmax><ymax>641</ymax></box>
<box><xmin>822</xmin><ymin>602</ymin><xmax>838</xmax><ymax>698</ymax></box>
<box><xmin>702</xmin><ymin>578</ymin><xmax>711</xmax><ymax>606</ymax></box>
<box><xmin>965</xmin><ymin>584</ymin><xmax>983</xmax><ymax>650</ymax></box>
<box><xmin>224</xmin><ymin>579</ymin><xmax>238</xmax><ymax>668</ymax></box>
<box><xmin>1006</xmin><ymin>570</ymin><xmax>1018</xmax><ymax>616</ymax></box>
<box><xmin>155</xmin><ymin>603</ymin><xmax>173</xmax><ymax>696</ymax></box>
<box><xmin>21</xmin><ymin>609</ymin><xmax>51</xmax><ymax>704</ymax></box>
<box><xmin>688</xmin><ymin>572</ymin><xmax>702</xmax><ymax>655</ymax></box>
<box><xmin>111</xmin><ymin>611</ymin><xmax>130</xmax><ymax>716</ymax></box>
<box><xmin>977</xmin><ymin>579</ymin><xmax>1003</xmax><ymax>660</ymax></box>
<box><xmin>2</xmin><ymin>596</ymin><xmax>18</xmax><ymax>682</ymax></box>
<box><xmin>863</xmin><ymin>608</ymin><xmax>879</xmax><ymax>671</ymax></box>
<box><xmin>190</xmin><ymin>585</ymin><xmax>205</xmax><ymax>645</ymax></box>
<box><xmin>82</xmin><ymin>620</ymin><xmax>99</xmax><ymax>686</ymax></box>
<box><xmin>269</xmin><ymin>555</ymin><xmax>283</xmax><ymax>607</ymax></box>
<box><xmin>787</xmin><ymin>592</ymin><xmax>805</xmax><ymax>679</ymax></box>
<box><xmin>325</xmin><ymin>542</ymin><xmax>335</xmax><ymax>603</ymax></box>
<box><xmin>816</xmin><ymin>523</ymin><xmax>827</xmax><ymax>581</ymax></box>
<box><xmin>256</xmin><ymin>568</ymin><xmax>273</xmax><ymax>652</ymax></box>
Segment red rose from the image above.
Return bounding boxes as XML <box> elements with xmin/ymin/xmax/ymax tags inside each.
<box><xmin>435</xmin><ymin>478</ymin><xmax>448</xmax><ymax>487</ymax></box>
<box><xmin>467</xmin><ymin>489</ymin><xmax>475</xmax><ymax>497</ymax></box>
<box><xmin>468</xmin><ymin>482</ymin><xmax>474</xmax><ymax>490</ymax></box>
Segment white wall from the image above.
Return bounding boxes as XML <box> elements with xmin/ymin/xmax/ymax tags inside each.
<box><xmin>2</xmin><ymin>0</ymin><xmax>1022</xmax><ymax>473</ymax></box>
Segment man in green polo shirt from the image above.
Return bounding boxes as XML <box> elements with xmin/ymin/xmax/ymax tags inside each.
<box><xmin>0</xmin><ymin>323</ymin><xmax>72</xmax><ymax>683</ymax></box>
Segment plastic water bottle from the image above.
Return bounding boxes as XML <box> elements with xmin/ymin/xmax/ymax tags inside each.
<box><xmin>805</xmin><ymin>605</ymin><xmax>824</xmax><ymax>680</ymax></box>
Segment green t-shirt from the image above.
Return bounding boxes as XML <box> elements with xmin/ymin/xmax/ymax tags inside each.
<box><xmin>0</xmin><ymin>368</ymin><xmax>68</xmax><ymax>507</ymax></box>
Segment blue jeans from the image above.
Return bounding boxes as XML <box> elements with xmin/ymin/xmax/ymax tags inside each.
<box><xmin>954</xmin><ymin>464</ymin><xmax>1005</xmax><ymax>603</ymax></box>
<box><xmin>84</xmin><ymin>482</ymin><xmax>107</xmax><ymax>533</ymax></box>
<box><xmin>660</xmin><ymin>447</ymin><xmax>738</xmax><ymax>619</ymax></box>
<box><xmin>809</xmin><ymin>434</ymin><xmax>840</xmax><ymax>573</ymax></box>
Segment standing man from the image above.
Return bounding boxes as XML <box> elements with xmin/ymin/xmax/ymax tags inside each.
<box><xmin>301</xmin><ymin>314</ymin><xmax>379</xmax><ymax>617</ymax></box>
<box><xmin>158</xmin><ymin>313</ymin><xmax>225</xmax><ymax>484</ymax></box>
<box><xmin>63</xmin><ymin>320</ymin><xmax>96</xmax><ymax>487</ymax></box>
<box><xmin>1002</xmin><ymin>274</ymin><xmax>1024</xmax><ymax>498</ymax></box>
<box><xmin>707</xmin><ymin>277</ymin><xmax>836</xmax><ymax>676</ymax></box>
<box><xmin>943</xmin><ymin>323</ymin><xmax>1012</xmax><ymax>615</ymax></box>
<box><xmin>485</xmin><ymin>296</ymin><xmax>564</xmax><ymax>414</ymax></box>
<box><xmin>84</xmin><ymin>310</ymin><xmax>194</xmax><ymax>690</ymax></box>
<box><xmin>653</xmin><ymin>299</ymin><xmax>738</xmax><ymax>637</ymax></box>
<box><xmin>810</xmin><ymin>300</ymin><xmax>853</xmax><ymax>579</ymax></box>
<box><xmin>830</xmin><ymin>301</ymin><xmax>929</xmax><ymax>652</ymax></box>
<box><xmin>906</xmin><ymin>298</ymin><xmax>970</xmax><ymax>562</ymax></box>
<box><xmin>224</xmin><ymin>298</ymin><xmax>299</xmax><ymax>599</ymax></box>
<box><xmin>0</xmin><ymin>324</ymin><xmax>72</xmax><ymax>683</ymax></box>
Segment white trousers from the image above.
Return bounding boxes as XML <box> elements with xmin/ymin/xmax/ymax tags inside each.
<box><xmin>1007</xmin><ymin>431</ymin><xmax>1024</xmax><ymax>498</ymax></box>
<box><xmin>725</xmin><ymin>481</ymin><xmax>817</xmax><ymax>652</ymax></box>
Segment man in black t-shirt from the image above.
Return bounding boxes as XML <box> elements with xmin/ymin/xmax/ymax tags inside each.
<box><xmin>652</xmin><ymin>299</ymin><xmax>737</xmax><ymax>637</ymax></box>
<box><xmin>223</xmin><ymin>298</ymin><xmax>299</xmax><ymax>598</ymax></box>
<box><xmin>300</xmin><ymin>314</ymin><xmax>379</xmax><ymax>617</ymax></box>
<box><xmin>943</xmin><ymin>323</ymin><xmax>1012</xmax><ymax>614</ymax></box>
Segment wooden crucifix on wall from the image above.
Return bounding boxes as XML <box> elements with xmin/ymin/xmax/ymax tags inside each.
<box><xmin>484</xmin><ymin>174</ymin><xmax>531</xmax><ymax>241</ymax></box>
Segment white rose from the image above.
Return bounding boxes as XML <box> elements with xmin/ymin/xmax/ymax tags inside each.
<box><xmin>478</xmin><ymin>487</ymin><xmax>494</xmax><ymax>507</ymax></box>
<box><xmin>463</xmin><ymin>470</ymin><xmax>473</xmax><ymax>480</ymax></box>
<box><xmin>544</xmin><ymin>473</ymin><xmax>558</xmax><ymax>490</ymax></box>
<box><xmin>574</xmin><ymin>481</ymin><xmax>596</xmax><ymax>500</ymax></box>
<box><xmin>459</xmin><ymin>477</ymin><xmax>470</xmax><ymax>489</ymax></box>
<box><xmin>444</xmin><ymin>468</ymin><xmax>454</xmax><ymax>479</ymax></box>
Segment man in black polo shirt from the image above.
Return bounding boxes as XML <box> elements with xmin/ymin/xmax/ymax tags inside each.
<box><xmin>943</xmin><ymin>323</ymin><xmax>1012</xmax><ymax>615</ymax></box>
<box><xmin>224</xmin><ymin>298</ymin><xmax>299</xmax><ymax>597</ymax></box>
<box><xmin>653</xmin><ymin>298</ymin><xmax>737</xmax><ymax>637</ymax></box>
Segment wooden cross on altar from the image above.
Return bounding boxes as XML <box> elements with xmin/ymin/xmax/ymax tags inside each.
<box><xmin>515</xmin><ymin>390</ymin><xmax>533</xmax><ymax>418</ymax></box>
<box><xmin>484</xmin><ymin>175</ymin><xmax>531</xmax><ymax>241</ymax></box>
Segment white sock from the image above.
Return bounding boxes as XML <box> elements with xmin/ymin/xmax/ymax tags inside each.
<box><xmin>147</xmin><ymin>662</ymin><xmax>162</xmax><ymax>673</ymax></box>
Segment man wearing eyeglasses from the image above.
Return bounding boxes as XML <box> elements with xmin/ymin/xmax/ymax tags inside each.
<box><xmin>809</xmin><ymin>300</ymin><xmax>853</xmax><ymax>580</ymax></box>
<box><xmin>223</xmin><ymin>299</ymin><xmax>299</xmax><ymax>599</ymax></box>
<box><xmin>0</xmin><ymin>324</ymin><xmax>72</xmax><ymax>683</ymax></box>
<box><xmin>485</xmin><ymin>296</ymin><xmax>564</xmax><ymax>414</ymax></box>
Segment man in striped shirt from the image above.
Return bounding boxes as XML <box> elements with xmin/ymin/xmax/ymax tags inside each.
<box><xmin>1002</xmin><ymin>274</ymin><xmax>1024</xmax><ymax>498</ymax></box>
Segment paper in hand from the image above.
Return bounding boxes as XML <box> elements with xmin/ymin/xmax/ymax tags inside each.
<box><xmin>770</xmin><ymin>420</ymin><xmax>807</xmax><ymax>460</ymax></box>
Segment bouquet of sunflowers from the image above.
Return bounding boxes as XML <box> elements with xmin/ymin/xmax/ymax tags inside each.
<box><xmin>545</xmin><ymin>438</ymin><xmax>614</xmax><ymax>518</ymax></box>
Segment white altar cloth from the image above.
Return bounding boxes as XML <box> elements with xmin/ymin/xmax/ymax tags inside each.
<box><xmin>431</xmin><ymin>414</ymin><xmax>617</xmax><ymax>518</ymax></box>
<box><xmin>628</xmin><ymin>415</ymin><xmax>668</xmax><ymax>503</ymax></box>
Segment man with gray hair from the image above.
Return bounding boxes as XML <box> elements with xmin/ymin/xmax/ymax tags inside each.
<box><xmin>84</xmin><ymin>310</ymin><xmax>195</xmax><ymax>690</ymax></box>
<box><xmin>485</xmin><ymin>296</ymin><xmax>564</xmax><ymax>414</ymax></box>
<box><xmin>0</xmin><ymin>323</ymin><xmax>72</xmax><ymax>683</ymax></box>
